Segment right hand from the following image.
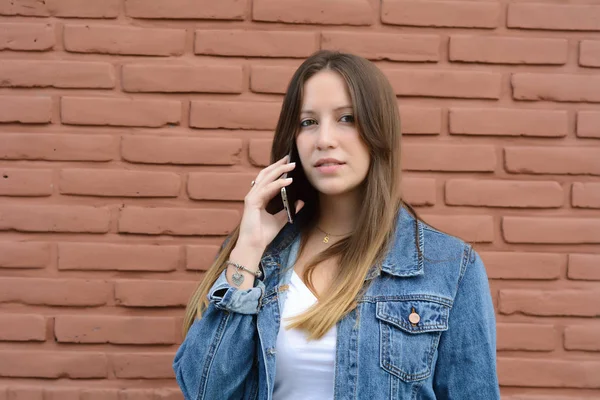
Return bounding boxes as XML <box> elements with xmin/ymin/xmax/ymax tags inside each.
<box><xmin>238</xmin><ymin>155</ymin><xmax>305</xmax><ymax>251</ymax></box>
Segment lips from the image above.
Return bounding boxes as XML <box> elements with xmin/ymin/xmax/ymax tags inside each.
<box><xmin>314</xmin><ymin>158</ymin><xmax>345</xmax><ymax>167</ymax></box>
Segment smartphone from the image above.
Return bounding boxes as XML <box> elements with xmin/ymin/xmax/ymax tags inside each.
<box><xmin>265</xmin><ymin>147</ymin><xmax>299</xmax><ymax>223</ymax></box>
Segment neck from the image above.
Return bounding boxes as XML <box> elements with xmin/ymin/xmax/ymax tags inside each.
<box><xmin>315</xmin><ymin>189</ymin><xmax>362</xmax><ymax>235</ymax></box>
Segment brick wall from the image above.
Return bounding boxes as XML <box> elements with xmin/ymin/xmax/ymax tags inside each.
<box><xmin>0</xmin><ymin>0</ymin><xmax>599</xmax><ymax>398</ymax></box>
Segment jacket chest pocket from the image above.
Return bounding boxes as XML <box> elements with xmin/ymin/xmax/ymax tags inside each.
<box><xmin>376</xmin><ymin>299</ymin><xmax>450</xmax><ymax>382</ymax></box>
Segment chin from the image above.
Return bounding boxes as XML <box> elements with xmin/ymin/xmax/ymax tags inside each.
<box><xmin>311</xmin><ymin>181</ymin><xmax>362</xmax><ymax>197</ymax></box>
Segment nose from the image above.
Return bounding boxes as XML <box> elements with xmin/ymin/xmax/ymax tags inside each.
<box><xmin>316</xmin><ymin>119</ymin><xmax>337</xmax><ymax>150</ymax></box>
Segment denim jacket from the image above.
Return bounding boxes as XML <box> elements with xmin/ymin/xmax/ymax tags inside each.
<box><xmin>173</xmin><ymin>207</ymin><xmax>500</xmax><ymax>400</ymax></box>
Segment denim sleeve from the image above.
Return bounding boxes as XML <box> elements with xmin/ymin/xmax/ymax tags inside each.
<box><xmin>173</xmin><ymin>303</ymin><xmax>259</xmax><ymax>400</ymax></box>
<box><xmin>208</xmin><ymin>268</ymin><xmax>266</xmax><ymax>314</ymax></box>
<box><xmin>433</xmin><ymin>245</ymin><xmax>501</xmax><ymax>399</ymax></box>
<box><xmin>173</xmin><ymin>240</ymin><xmax>265</xmax><ymax>400</ymax></box>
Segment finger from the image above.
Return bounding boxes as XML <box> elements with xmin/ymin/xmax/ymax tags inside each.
<box><xmin>258</xmin><ymin>177</ymin><xmax>293</xmax><ymax>206</ymax></box>
<box><xmin>259</xmin><ymin>161</ymin><xmax>296</xmax><ymax>188</ymax></box>
<box><xmin>252</xmin><ymin>155</ymin><xmax>290</xmax><ymax>187</ymax></box>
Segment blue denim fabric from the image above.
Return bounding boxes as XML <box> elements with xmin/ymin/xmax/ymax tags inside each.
<box><xmin>173</xmin><ymin>207</ymin><xmax>500</xmax><ymax>399</ymax></box>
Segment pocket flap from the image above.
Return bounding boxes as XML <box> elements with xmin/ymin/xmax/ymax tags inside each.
<box><xmin>376</xmin><ymin>299</ymin><xmax>449</xmax><ymax>334</ymax></box>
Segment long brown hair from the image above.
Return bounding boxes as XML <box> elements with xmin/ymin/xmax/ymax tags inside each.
<box><xmin>183</xmin><ymin>50</ymin><xmax>430</xmax><ymax>340</ymax></box>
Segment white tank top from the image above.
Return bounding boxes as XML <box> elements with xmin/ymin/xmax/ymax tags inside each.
<box><xmin>272</xmin><ymin>269</ymin><xmax>337</xmax><ymax>400</ymax></box>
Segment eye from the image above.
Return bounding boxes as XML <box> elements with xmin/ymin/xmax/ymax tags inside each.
<box><xmin>300</xmin><ymin>119</ymin><xmax>316</xmax><ymax>128</ymax></box>
<box><xmin>340</xmin><ymin>114</ymin><xmax>355</xmax><ymax>123</ymax></box>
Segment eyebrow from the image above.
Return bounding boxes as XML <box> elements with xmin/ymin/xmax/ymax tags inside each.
<box><xmin>300</xmin><ymin>105</ymin><xmax>353</xmax><ymax>114</ymax></box>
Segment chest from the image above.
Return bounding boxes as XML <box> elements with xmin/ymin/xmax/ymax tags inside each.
<box><xmin>290</xmin><ymin>238</ymin><xmax>340</xmax><ymax>298</ymax></box>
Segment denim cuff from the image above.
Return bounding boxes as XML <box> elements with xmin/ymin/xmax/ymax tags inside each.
<box><xmin>207</xmin><ymin>269</ymin><xmax>265</xmax><ymax>315</ymax></box>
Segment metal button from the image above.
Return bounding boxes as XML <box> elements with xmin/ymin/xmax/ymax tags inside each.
<box><xmin>409</xmin><ymin>309</ymin><xmax>420</xmax><ymax>325</ymax></box>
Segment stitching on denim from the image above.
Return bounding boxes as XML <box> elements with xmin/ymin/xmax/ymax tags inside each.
<box><xmin>361</xmin><ymin>294</ymin><xmax>453</xmax><ymax>307</ymax></box>
<box><xmin>198</xmin><ymin>310</ymin><xmax>230</xmax><ymax>400</ymax></box>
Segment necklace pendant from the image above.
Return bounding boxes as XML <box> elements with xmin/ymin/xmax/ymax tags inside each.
<box><xmin>323</xmin><ymin>235</ymin><xmax>329</xmax><ymax>243</ymax></box>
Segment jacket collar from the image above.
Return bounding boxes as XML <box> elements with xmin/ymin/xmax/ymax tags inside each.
<box><xmin>261</xmin><ymin>205</ymin><xmax>424</xmax><ymax>280</ymax></box>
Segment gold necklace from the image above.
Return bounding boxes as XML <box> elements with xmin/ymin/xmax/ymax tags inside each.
<box><xmin>314</xmin><ymin>225</ymin><xmax>354</xmax><ymax>244</ymax></box>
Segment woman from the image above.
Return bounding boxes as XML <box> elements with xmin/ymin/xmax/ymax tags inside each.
<box><xmin>173</xmin><ymin>50</ymin><xmax>500</xmax><ymax>400</ymax></box>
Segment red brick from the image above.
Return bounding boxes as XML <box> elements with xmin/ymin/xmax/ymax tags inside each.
<box><xmin>80</xmin><ymin>389</ymin><xmax>119</xmax><ymax>400</ymax></box>
<box><xmin>44</xmin><ymin>388</ymin><xmax>79</xmax><ymax>400</ymax></box>
<box><xmin>64</xmin><ymin>25</ymin><xmax>185</xmax><ymax>56</ymax></box>
<box><xmin>497</xmin><ymin>323</ymin><xmax>557</xmax><ymax>351</ymax></box>
<box><xmin>58</xmin><ymin>243</ymin><xmax>179</xmax><ymax>272</ymax></box>
<box><xmin>572</xmin><ymin>182</ymin><xmax>600</xmax><ymax>209</ymax></box>
<box><xmin>0</xmin><ymin>134</ymin><xmax>116</xmax><ymax>162</ymax></box>
<box><xmin>564</xmin><ymin>325</ymin><xmax>600</xmax><ymax>351</ymax></box>
<box><xmin>0</xmin><ymin>242</ymin><xmax>50</xmax><ymax>269</ymax></box>
<box><xmin>123</xmin><ymin>64</ymin><xmax>242</xmax><ymax>93</ymax></box>
<box><xmin>0</xmin><ymin>205</ymin><xmax>109</xmax><ymax>233</ymax></box>
<box><xmin>420</xmin><ymin>214</ymin><xmax>494</xmax><ymax>243</ymax></box>
<box><xmin>55</xmin><ymin>315</ymin><xmax>176</xmax><ymax>344</ymax></box>
<box><xmin>385</xmin><ymin>69</ymin><xmax>501</xmax><ymax>99</ymax></box>
<box><xmin>195</xmin><ymin>30</ymin><xmax>318</xmax><ymax>58</ymax></box>
<box><xmin>508</xmin><ymin>4</ymin><xmax>600</xmax><ymax>31</ymax></box>
<box><xmin>450</xmin><ymin>36</ymin><xmax>567</xmax><ymax>65</ymax></box>
<box><xmin>498</xmin><ymin>358</ymin><xmax>600</xmax><ymax>388</ymax></box>
<box><xmin>59</xmin><ymin>169</ymin><xmax>181</xmax><ymax>197</ymax></box>
<box><xmin>450</xmin><ymin>108</ymin><xmax>568</xmax><ymax>137</ymax></box>
<box><xmin>121</xmin><ymin>389</ymin><xmax>183</xmax><ymax>400</ymax></box>
<box><xmin>115</xmin><ymin>280</ymin><xmax>196</xmax><ymax>307</ymax></box>
<box><xmin>0</xmin><ymin>314</ymin><xmax>45</xmax><ymax>342</ymax></box>
<box><xmin>505</xmin><ymin>147</ymin><xmax>600</xmax><ymax>176</ymax></box>
<box><xmin>254</xmin><ymin>0</ymin><xmax>373</xmax><ymax>25</ymax></box>
<box><xmin>61</xmin><ymin>97</ymin><xmax>181</xmax><ymax>127</ymax></box>
<box><xmin>249</xmin><ymin>138</ymin><xmax>273</xmax><ymax>167</ymax></box>
<box><xmin>0</xmin><ymin>23</ymin><xmax>54</xmax><ymax>51</ymax></box>
<box><xmin>118</xmin><ymin>206</ymin><xmax>239</xmax><ymax>236</ymax></box>
<box><xmin>0</xmin><ymin>168</ymin><xmax>53</xmax><ymax>196</ymax></box>
<box><xmin>0</xmin><ymin>0</ymin><xmax>119</xmax><ymax>18</ymax></box>
<box><xmin>577</xmin><ymin>111</ymin><xmax>600</xmax><ymax>138</ymax></box>
<box><xmin>125</xmin><ymin>0</ymin><xmax>245</xmax><ymax>20</ymax></box>
<box><xmin>6</xmin><ymin>388</ymin><xmax>42</xmax><ymax>400</ymax></box>
<box><xmin>0</xmin><ymin>96</ymin><xmax>52</xmax><ymax>124</ymax></box>
<box><xmin>446</xmin><ymin>179</ymin><xmax>563</xmax><ymax>208</ymax></box>
<box><xmin>382</xmin><ymin>0</ymin><xmax>500</xmax><ymax>28</ymax></box>
<box><xmin>188</xmin><ymin>172</ymin><xmax>256</xmax><ymax>201</ymax></box>
<box><xmin>580</xmin><ymin>40</ymin><xmax>600</xmax><ymax>67</ymax></box>
<box><xmin>250</xmin><ymin>65</ymin><xmax>295</xmax><ymax>94</ymax></box>
<box><xmin>505</xmin><ymin>396</ymin><xmax>597</xmax><ymax>400</ymax></box>
<box><xmin>190</xmin><ymin>100</ymin><xmax>281</xmax><ymax>130</ymax></box>
<box><xmin>568</xmin><ymin>254</ymin><xmax>600</xmax><ymax>281</ymax></box>
<box><xmin>186</xmin><ymin>245</ymin><xmax>220</xmax><ymax>271</ymax></box>
<box><xmin>503</xmin><ymin>216</ymin><xmax>600</xmax><ymax>244</ymax></box>
<box><xmin>402</xmin><ymin>144</ymin><xmax>497</xmax><ymax>172</ymax></box>
<box><xmin>111</xmin><ymin>353</ymin><xmax>175</xmax><ymax>378</ymax></box>
<box><xmin>0</xmin><ymin>60</ymin><xmax>114</xmax><ymax>89</ymax></box>
<box><xmin>0</xmin><ymin>277</ymin><xmax>111</xmax><ymax>306</ymax></box>
<box><xmin>322</xmin><ymin>32</ymin><xmax>439</xmax><ymax>62</ymax></box>
<box><xmin>499</xmin><ymin>289</ymin><xmax>600</xmax><ymax>317</ymax></box>
<box><xmin>0</xmin><ymin>351</ymin><xmax>107</xmax><ymax>378</ymax></box>
<box><xmin>399</xmin><ymin>107</ymin><xmax>442</xmax><ymax>135</ymax></box>
<box><xmin>121</xmin><ymin>135</ymin><xmax>242</xmax><ymax>166</ymax></box>
<box><xmin>512</xmin><ymin>73</ymin><xmax>600</xmax><ymax>103</ymax></box>
<box><xmin>401</xmin><ymin>177</ymin><xmax>436</xmax><ymax>207</ymax></box>
<box><xmin>481</xmin><ymin>252</ymin><xmax>563</xmax><ymax>280</ymax></box>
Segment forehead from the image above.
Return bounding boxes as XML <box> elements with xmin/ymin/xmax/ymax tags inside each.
<box><xmin>301</xmin><ymin>70</ymin><xmax>352</xmax><ymax>111</ymax></box>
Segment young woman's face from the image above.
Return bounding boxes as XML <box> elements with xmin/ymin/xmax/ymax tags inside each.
<box><xmin>295</xmin><ymin>70</ymin><xmax>371</xmax><ymax>197</ymax></box>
